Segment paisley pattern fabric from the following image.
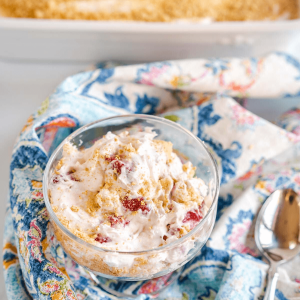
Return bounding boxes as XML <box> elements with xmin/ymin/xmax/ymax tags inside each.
<box><xmin>3</xmin><ymin>52</ymin><xmax>300</xmax><ymax>300</ymax></box>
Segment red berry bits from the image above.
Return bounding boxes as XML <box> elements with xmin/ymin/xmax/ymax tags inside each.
<box><xmin>52</xmin><ymin>175</ymin><xmax>65</xmax><ymax>184</ymax></box>
<box><xmin>70</xmin><ymin>175</ymin><xmax>80</xmax><ymax>182</ymax></box>
<box><xmin>108</xmin><ymin>216</ymin><xmax>130</xmax><ymax>227</ymax></box>
<box><xmin>168</xmin><ymin>227</ymin><xmax>180</xmax><ymax>236</ymax></box>
<box><xmin>182</xmin><ymin>204</ymin><xmax>204</xmax><ymax>229</ymax></box>
<box><xmin>105</xmin><ymin>155</ymin><xmax>125</xmax><ymax>174</ymax></box>
<box><xmin>121</xmin><ymin>196</ymin><xmax>150</xmax><ymax>213</ymax></box>
<box><xmin>52</xmin><ymin>176</ymin><xmax>60</xmax><ymax>184</ymax></box>
<box><xmin>105</xmin><ymin>155</ymin><xmax>117</xmax><ymax>162</ymax></box>
<box><xmin>111</xmin><ymin>160</ymin><xmax>125</xmax><ymax>175</ymax></box>
<box><xmin>65</xmin><ymin>169</ymin><xmax>80</xmax><ymax>182</ymax></box>
<box><xmin>66</xmin><ymin>169</ymin><xmax>76</xmax><ymax>175</ymax></box>
<box><xmin>95</xmin><ymin>234</ymin><xmax>112</xmax><ymax>244</ymax></box>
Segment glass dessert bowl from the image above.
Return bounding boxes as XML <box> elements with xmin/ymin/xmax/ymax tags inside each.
<box><xmin>43</xmin><ymin>114</ymin><xmax>219</xmax><ymax>297</ymax></box>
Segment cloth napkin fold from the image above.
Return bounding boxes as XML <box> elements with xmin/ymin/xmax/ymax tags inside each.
<box><xmin>3</xmin><ymin>52</ymin><xmax>300</xmax><ymax>300</ymax></box>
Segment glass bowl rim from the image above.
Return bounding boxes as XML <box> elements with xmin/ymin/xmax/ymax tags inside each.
<box><xmin>43</xmin><ymin>114</ymin><xmax>220</xmax><ymax>255</ymax></box>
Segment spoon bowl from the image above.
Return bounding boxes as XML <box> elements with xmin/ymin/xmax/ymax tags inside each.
<box><xmin>255</xmin><ymin>189</ymin><xmax>300</xmax><ymax>300</ymax></box>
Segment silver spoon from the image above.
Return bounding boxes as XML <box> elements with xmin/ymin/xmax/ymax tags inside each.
<box><xmin>255</xmin><ymin>189</ymin><xmax>300</xmax><ymax>300</ymax></box>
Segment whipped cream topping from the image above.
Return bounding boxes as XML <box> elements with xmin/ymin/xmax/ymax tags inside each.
<box><xmin>49</xmin><ymin>128</ymin><xmax>208</xmax><ymax>251</ymax></box>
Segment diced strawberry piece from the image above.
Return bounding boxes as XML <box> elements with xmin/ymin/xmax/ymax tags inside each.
<box><xmin>108</xmin><ymin>216</ymin><xmax>121</xmax><ymax>226</ymax></box>
<box><xmin>182</xmin><ymin>210</ymin><xmax>202</xmax><ymax>223</ymax></box>
<box><xmin>65</xmin><ymin>169</ymin><xmax>80</xmax><ymax>181</ymax></box>
<box><xmin>168</xmin><ymin>227</ymin><xmax>180</xmax><ymax>235</ymax></box>
<box><xmin>95</xmin><ymin>234</ymin><xmax>112</xmax><ymax>244</ymax></box>
<box><xmin>111</xmin><ymin>160</ymin><xmax>125</xmax><ymax>175</ymax></box>
<box><xmin>52</xmin><ymin>175</ymin><xmax>64</xmax><ymax>184</ymax></box>
<box><xmin>105</xmin><ymin>154</ymin><xmax>125</xmax><ymax>162</ymax></box>
<box><xmin>108</xmin><ymin>216</ymin><xmax>130</xmax><ymax>227</ymax></box>
<box><xmin>105</xmin><ymin>155</ymin><xmax>125</xmax><ymax>174</ymax></box>
<box><xmin>126</xmin><ymin>166</ymin><xmax>133</xmax><ymax>173</ymax></box>
<box><xmin>122</xmin><ymin>196</ymin><xmax>150</xmax><ymax>213</ymax></box>
<box><xmin>70</xmin><ymin>175</ymin><xmax>80</xmax><ymax>182</ymax></box>
<box><xmin>182</xmin><ymin>203</ymin><xmax>204</xmax><ymax>230</ymax></box>
<box><xmin>105</xmin><ymin>155</ymin><xmax>117</xmax><ymax>162</ymax></box>
<box><xmin>66</xmin><ymin>169</ymin><xmax>76</xmax><ymax>175</ymax></box>
<box><xmin>52</xmin><ymin>177</ymin><xmax>60</xmax><ymax>184</ymax></box>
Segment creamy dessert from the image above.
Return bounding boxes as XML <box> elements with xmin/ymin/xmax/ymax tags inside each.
<box><xmin>49</xmin><ymin>129</ymin><xmax>209</xmax><ymax>252</ymax></box>
<box><xmin>0</xmin><ymin>0</ymin><xmax>298</xmax><ymax>21</ymax></box>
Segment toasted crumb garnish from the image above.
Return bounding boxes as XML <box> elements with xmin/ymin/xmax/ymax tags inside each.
<box><xmin>159</xmin><ymin>177</ymin><xmax>173</xmax><ymax>192</ymax></box>
<box><xmin>70</xmin><ymin>205</ymin><xmax>79</xmax><ymax>212</ymax></box>
<box><xmin>55</xmin><ymin>158</ymin><xmax>64</xmax><ymax>171</ymax></box>
<box><xmin>85</xmin><ymin>192</ymin><xmax>100</xmax><ymax>215</ymax></box>
<box><xmin>182</xmin><ymin>162</ymin><xmax>196</xmax><ymax>179</ymax></box>
<box><xmin>153</xmin><ymin>140</ymin><xmax>173</xmax><ymax>163</ymax></box>
<box><xmin>59</xmin><ymin>216</ymin><xmax>70</xmax><ymax>228</ymax></box>
<box><xmin>0</xmin><ymin>0</ymin><xmax>296</xmax><ymax>22</ymax></box>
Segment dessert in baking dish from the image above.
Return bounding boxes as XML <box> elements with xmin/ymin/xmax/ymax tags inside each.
<box><xmin>0</xmin><ymin>0</ymin><xmax>298</xmax><ymax>21</ymax></box>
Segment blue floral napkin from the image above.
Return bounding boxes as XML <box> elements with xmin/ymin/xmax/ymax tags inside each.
<box><xmin>3</xmin><ymin>52</ymin><xmax>300</xmax><ymax>300</ymax></box>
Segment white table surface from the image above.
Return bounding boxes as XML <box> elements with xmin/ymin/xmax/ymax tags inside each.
<box><xmin>0</xmin><ymin>59</ymin><xmax>300</xmax><ymax>300</ymax></box>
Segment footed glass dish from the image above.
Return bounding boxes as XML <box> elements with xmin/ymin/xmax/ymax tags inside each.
<box><xmin>43</xmin><ymin>114</ymin><xmax>219</xmax><ymax>298</ymax></box>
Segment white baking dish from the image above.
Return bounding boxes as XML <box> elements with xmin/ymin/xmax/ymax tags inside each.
<box><xmin>1</xmin><ymin>17</ymin><xmax>300</xmax><ymax>63</ymax></box>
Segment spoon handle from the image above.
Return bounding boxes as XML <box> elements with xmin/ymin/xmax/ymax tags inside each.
<box><xmin>264</xmin><ymin>264</ymin><xmax>279</xmax><ymax>300</ymax></box>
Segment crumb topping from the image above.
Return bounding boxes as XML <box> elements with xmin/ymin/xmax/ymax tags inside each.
<box><xmin>0</xmin><ymin>0</ymin><xmax>297</xmax><ymax>21</ymax></box>
<box><xmin>70</xmin><ymin>205</ymin><xmax>79</xmax><ymax>212</ymax></box>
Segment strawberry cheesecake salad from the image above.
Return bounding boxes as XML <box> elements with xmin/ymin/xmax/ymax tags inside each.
<box><xmin>47</xmin><ymin>127</ymin><xmax>214</xmax><ymax>277</ymax></box>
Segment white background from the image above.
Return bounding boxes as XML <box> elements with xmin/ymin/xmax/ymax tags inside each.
<box><xmin>0</xmin><ymin>59</ymin><xmax>300</xmax><ymax>300</ymax></box>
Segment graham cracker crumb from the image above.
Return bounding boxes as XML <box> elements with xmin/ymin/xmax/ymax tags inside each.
<box><xmin>59</xmin><ymin>216</ymin><xmax>70</xmax><ymax>228</ymax></box>
<box><xmin>104</xmin><ymin>182</ymin><xmax>113</xmax><ymax>189</ymax></box>
<box><xmin>93</xmin><ymin>149</ymin><xmax>100</xmax><ymax>160</ymax></box>
<box><xmin>86</xmin><ymin>191</ymin><xmax>100</xmax><ymax>215</ymax></box>
<box><xmin>182</xmin><ymin>162</ymin><xmax>196</xmax><ymax>179</ymax></box>
<box><xmin>56</xmin><ymin>158</ymin><xmax>64</xmax><ymax>170</ymax></box>
<box><xmin>135</xmin><ymin>257</ymin><xmax>148</xmax><ymax>265</ymax></box>
<box><xmin>172</xmin><ymin>181</ymin><xmax>202</xmax><ymax>204</ymax></box>
<box><xmin>187</xmin><ymin>187</ymin><xmax>200</xmax><ymax>203</ymax></box>
<box><xmin>153</xmin><ymin>140</ymin><xmax>173</xmax><ymax>163</ymax></box>
<box><xmin>70</xmin><ymin>205</ymin><xmax>79</xmax><ymax>212</ymax></box>
<box><xmin>63</xmin><ymin>142</ymin><xmax>76</xmax><ymax>155</ymax></box>
<box><xmin>69</xmin><ymin>227</ymin><xmax>95</xmax><ymax>244</ymax></box>
<box><xmin>159</xmin><ymin>177</ymin><xmax>173</xmax><ymax>192</ymax></box>
<box><xmin>138</xmin><ymin>180</ymin><xmax>152</xmax><ymax>198</ymax></box>
<box><xmin>0</xmin><ymin>0</ymin><xmax>297</xmax><ymax>21</ymax></box>
<box><xmin>122</xmin><ymin>144</ymin><xmax>136</xmax><ymax>153</ymax></box>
